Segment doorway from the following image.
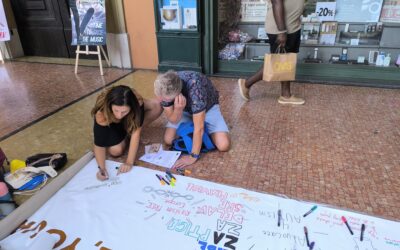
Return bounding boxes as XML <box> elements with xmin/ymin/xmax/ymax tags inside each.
<box><xmin>11</xmin><ymin>0</ymin><xmax>75</xmax><ymax>58</ymax></box>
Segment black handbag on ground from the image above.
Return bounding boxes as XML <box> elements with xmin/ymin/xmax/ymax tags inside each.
<box><xmin>25</xmin><ymin>153</ymin><xmax>67</xmax><ymax>171</ymax></box>
<box><xmin>0</xmin><ymin>148</ymin><xmax>9</xmax><ymax>174</ymax></box>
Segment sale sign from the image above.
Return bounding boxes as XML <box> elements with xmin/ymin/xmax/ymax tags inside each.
<box><xmin>316</xmin><ymin>2</ymin><xmax>337</xmax><ymax>21</ymax></box>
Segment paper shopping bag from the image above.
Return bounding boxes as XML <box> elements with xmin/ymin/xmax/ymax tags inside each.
<box><xmin>262</xmin><ymin>53</ymin><xmax>297</xmax><ymax>82</ymax></box>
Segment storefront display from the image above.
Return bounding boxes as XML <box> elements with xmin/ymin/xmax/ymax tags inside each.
<box><xmin>154</xmin><ymin>0</ymin><xmax>201</xmax><ymax>72</ymax></box>
<box><xmin>319</xmin><ymin>21</ymin><xmax>337</xmax><ymax>45</ymax></box>
<box><xmin>154</xmin><ymin>1</ymin><xmax>399</xmax><ymax>86</ymax></box>
<box><xmin>301</xmin><ymin>22</ymin><xmax>321</xmax><ymax>45</ymax></box>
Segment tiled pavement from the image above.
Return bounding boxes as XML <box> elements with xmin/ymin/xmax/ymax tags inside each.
<box><xmin>140</xmin><ymin>77</ymin><xmax>400</xmax><ymax>221</ymax></box>
<box><xmin>1</xmin><ymin>67</ymin><xmax>399</xmax><ymax>221</ymax></box>
<box><xmin>0</xmin><ymin>61</ymin><xmax>130</xmax><ymax>140</ymax></box>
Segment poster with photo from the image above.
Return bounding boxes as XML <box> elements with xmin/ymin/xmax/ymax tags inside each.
<box><xmin>183</xmin><ymin>8</ymin><xmax>197</xmax><ymax>29</ymax></box>
<box><xmin>241</xmin><ymin>0</ymin><xmax>267</xmax><ymax>22</ymax></box>
<box><xmin>70</xmin><ymin>0</ymin><xmax>106</xmax><ymax>45</ymax></box>
<box><xmin>380</xmin><ymin>0</ymin><xmax>400</xmax><ymax>23</ymax></box>
<box><xmin>160</xmin><ymin>5</ymin><xmax>182</xmax><ymax>29</ymax></box>
<box><xmin>335</xmin><ymin>0</ymin><xmax>384</xmax><ymax>22</ymax></box>
<box><xmin>0</xmin><ymin>0</ymin><xmax>10</xmax><ymax>42</ymax></box>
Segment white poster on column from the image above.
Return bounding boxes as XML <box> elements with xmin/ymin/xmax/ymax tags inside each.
<box><xmin>0</xmin><ymin>0</ymin><xmax>10</xmax><ymax>41</ymax></box>
<box><xmin>1</xmin><ymin>159</ymin><xmax>400</xmax><ymax>249</ymax></box>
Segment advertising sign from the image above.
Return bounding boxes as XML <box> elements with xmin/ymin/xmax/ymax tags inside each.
<box><xmin>316</xmin><ymin>1</ymin><xmax>336</xmax><ymax>21</ymax></box>
<box><xmin>70</xmin><ymin>0</ymin><xmax>106</xmax><ymax>45</ymax></box>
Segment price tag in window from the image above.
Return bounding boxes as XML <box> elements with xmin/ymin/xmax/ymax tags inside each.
<box><xmin>316</xmin><ymin>2</ymin><xmax>337</xmax><ymax>21</ymax></box>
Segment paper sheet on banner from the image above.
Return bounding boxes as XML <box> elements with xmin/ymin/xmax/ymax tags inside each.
<box><xmin>139</xmin><ymin>144</ymin><xmax>181</xmax><ymax>168</ymax></box>
<box><xmin>1</xmin><ymin>159</ymin><xmax>400</xmax><ymax>250</ymax></box>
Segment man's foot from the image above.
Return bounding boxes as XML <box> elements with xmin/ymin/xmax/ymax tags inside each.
<box><xmin>238</xmin><ymin>79</ymin><xmax>250</xmax><ymax>101</ymax></box>
<box><xmin>278</xmin><ymin>95</ymin><xmax>305</xmax><ymax>105</ymax></box>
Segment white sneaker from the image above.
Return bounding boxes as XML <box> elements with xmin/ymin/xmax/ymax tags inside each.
<box><xmin>278</xmin><ymin>95</ymin><xmax>305</xmax><ymax>105</ymax></box>
<box><xmin>238</xmin><ymin>79</ymin><xmax>250</xmax><ymax>101</ymax></box>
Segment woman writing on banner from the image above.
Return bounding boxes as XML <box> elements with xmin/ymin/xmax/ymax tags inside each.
<box><xmin>91</xmin><ymin>85</ymin><xmax>162</xmax><ymax>181</ymax></box>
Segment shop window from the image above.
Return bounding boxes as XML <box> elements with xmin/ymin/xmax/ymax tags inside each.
<box><xmin>217</xmin><ymin>0</ymin><xmax>400</xmax><ymax>68</ymax></box>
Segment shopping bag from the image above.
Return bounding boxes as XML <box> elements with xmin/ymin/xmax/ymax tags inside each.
<box><xmin>262</xmin><ymin>52</ymin><xmax>297</xmax><ymax>82</ymax></box>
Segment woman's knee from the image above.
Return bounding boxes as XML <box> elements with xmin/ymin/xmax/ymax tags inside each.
<box><xmin>108</xmin><ymin>144</ymin><xmax>125</xmax><ymax>157</ymax></box>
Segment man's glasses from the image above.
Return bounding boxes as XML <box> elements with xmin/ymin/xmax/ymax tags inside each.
<box><xmin>160</xmin><ymin>100</ymin><xmax>174</xmax><ymax>107</ymax></box>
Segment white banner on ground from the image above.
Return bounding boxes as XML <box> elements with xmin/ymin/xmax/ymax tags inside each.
<box><xmin>1</xmin><ymin>159</ymin><xmax>400</xmax><ymax>249</ymax></box>
<box><xmin>0</xmin><ymin>0</ymin><xmax>10</xmax><ymax>41</ymax></box>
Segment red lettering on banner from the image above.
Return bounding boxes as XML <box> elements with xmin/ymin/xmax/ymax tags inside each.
<box><xmin>197</xmin><ymin>200</ymin><xmax>244</xmax><ymax>224</ymax></box>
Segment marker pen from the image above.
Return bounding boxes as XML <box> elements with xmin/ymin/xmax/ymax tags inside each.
<box><xmin>304</xmin><ymin>226</ymin><xmax>310</xmax><ymax>247</ymax></box>
<box><xmin>176</xmin><ymin>168</ymin><xmax>185</xmax><ymax>176</ymax></box>
<box><xmin>165</xmin><ymin>174</ymin><xmax>176</xmax><ymax>184</ymax></box>
<box><xmin>360</xmin><ymin>224</ymin><xmax>365</xmax><ymax>241</ymax></box>
<box><xmin>341</xmin><ymin>216</ymin><xmax>354</xmax><ymax>235</ymax></box>
<box><xmin>161</xmin><ymin>176</ymin><xmax>170</xmax><ymax>185</ymax></box>
<box><xmin>277</xmin><ymin>209</ymin><xmax>281</xmax><ymax>227</ymax></box>
<box><xmin>303</xmin><ymin>205</ymin><xmax>318</xmax><ymax>217</ymax></box>
<box><xmin>166</xmin><ymin>171</ymin><xmax>176</xmax><ymax>181</ymax></box>
<box><xmin>155</xmin><ymin>174</ymin><xmax>165</xmax><ymax>185</ymax></box>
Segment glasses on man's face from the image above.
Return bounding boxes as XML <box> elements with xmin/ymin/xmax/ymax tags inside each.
<box><xmin>160</xmin><ymin>100</ymin><xmax>174</xmax><ymax>107</ymax></box>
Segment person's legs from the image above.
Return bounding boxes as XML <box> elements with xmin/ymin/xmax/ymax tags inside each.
<box><xmin>204</xmin><ymin>105</ymin><xmax>230</xmax><ymax>151</ymax></box>
<box><xmin>211</xmin><ymin>132</ymin><xmax>230</xmax><ymax>152</ymax></box>
<box><xmin>164</xmin><ymin>127</ymin><xmax>177</xmax><ymax>145</ymax></box>
<box><xmin>108</xmin><ymin>139</ymin><xmax>126</xmax><ymax>157</ymax></box>
<box><xmin>238</xmin><ymin>33</ymin><xmax>278</xmax><ymax>101</ymax></box>
<box><xmin>245</xmin><ymin>67</ymin><xmax>263</xmax><ymax>89</ymax></box>
<box><xmin>238</xmin><ymin>67</ymin><xmax>263</xmax><ymax>101</ymax></box>
<box><xmin>281</xmin><ymin>81</ymin><xmax>291</xmax><ymax>97</ymax></box>
<box><xmin>164</xmin><ymin>112</ymin><xmax>192</xmax><ymax>145</ymax></box>
<box><xmin>142</xmin><ymin>99</ymin><xmax>163</xmax><ymax>126</ymax></box>
<box><xmin>277</xmin><ymin>30</ymin><xmax>304</xmax><ymax>105</ymax></box>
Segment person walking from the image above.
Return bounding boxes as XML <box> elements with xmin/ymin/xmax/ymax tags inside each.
<box><xmin>238</xmin><ymin>0</ymin><xmax>305</xmax><ymax>105</ymax></box>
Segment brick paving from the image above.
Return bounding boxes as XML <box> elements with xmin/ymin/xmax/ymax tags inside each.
<box><xmin>138</xmin><ymin>78</ymin><xmax>400</xmax><ymax>221</ymax></box>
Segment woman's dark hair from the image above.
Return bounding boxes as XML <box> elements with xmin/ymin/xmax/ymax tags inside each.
<box><xmin>91</xmin><ymin>85</ymin><xmax>142</xmax><ymax>133</ymax></box>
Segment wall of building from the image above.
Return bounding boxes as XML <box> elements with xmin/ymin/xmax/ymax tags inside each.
<box><xmin>123</xmin><ymin>1</ymin><xmax>158</xmax><ymax>70</ymax></box>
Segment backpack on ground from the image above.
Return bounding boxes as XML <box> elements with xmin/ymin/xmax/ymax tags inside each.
<box><xmin>171</xmin><ymin>122</ymin><xmax>215</xmax><ymax>154</ymax></box>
